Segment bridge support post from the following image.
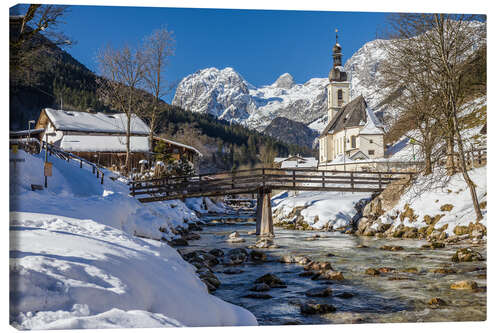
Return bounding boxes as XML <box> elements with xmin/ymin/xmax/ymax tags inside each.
<box><xmin>256</xmin><ymin>188</ymin><xmax>274</xmax><ymax>236</ymax></box>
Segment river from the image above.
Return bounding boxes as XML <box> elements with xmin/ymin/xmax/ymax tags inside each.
<box><xmin>184</xmin><ymin>211</ymin><xmax>486</xmax><ymax>326</ymax></box>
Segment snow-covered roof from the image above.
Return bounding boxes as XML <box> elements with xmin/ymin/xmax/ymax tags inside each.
<box><xmin>58</xmin><ymin>135</ymin><xmax>150</xmax><ymax>153</ymax></box>
<box><xmin>154</xmin><ymin>137</ymin><xmax>203</xmax><ymax>157</ymax></box>
<box><xmin>274</xmin><ymin>157</ymin><xmax>288</xmax><ymax>163</ymax></box>
<box><xmin>359</xmin><ymin>105</ymin><xmax>384</xmax><ymax>135</ymax></box>
<box><xmin>281</xmin><ymin>157</ymin><xmax>318</xmax><ymax>169</ymax></box>
<box><xmin>43</xmin><ymin>108</ymin><xmax>150</xmax><ymax>135</ymax></box>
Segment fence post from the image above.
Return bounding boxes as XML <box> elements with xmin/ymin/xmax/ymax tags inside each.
<box><xmin>80</xmin><ymin>160</ymin><xmax>82</xmax><ymax>168</ymax></box>
<box><xmin>262</xmin><ymin>168</ymin><xmax>265</xmax><ymax>187</ymax></box>
<box><xmin>378</xmin><ymin>173</ymin><xmax>382</xmax><ymax>190</ymax></box>
<box><xmin>350</xmin><ymin>172</ymin><xmax>354</xmax><ymax>189</ymax></box>
<box><xmin>101</xmin><ymin>172</ymin><xmax>104</xmax><ymax>184</ymax></box>
<box><xmin>131</xmin><ymin>181</ymin><xmax>135</xmax><ymax>197</ymax></box>
<box><xmin>322</xmin><ymin>171</ymin><xmax>325</xmax><ymax>188</ymax></box>
<box><xmin>292</xmin><ymin>170</ymin><xmax>296</xmax><ymax>188</ymax></box>
<box><xmin>92</xmin><ymin>165</ymin><xmax>95</xmax><ymax>174</ymax></box>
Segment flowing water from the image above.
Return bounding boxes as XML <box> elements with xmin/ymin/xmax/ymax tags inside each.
<box><xmin>186</xmin><ymin>212</ymin><xmax>486</xmax><ymax>326</ymax></box>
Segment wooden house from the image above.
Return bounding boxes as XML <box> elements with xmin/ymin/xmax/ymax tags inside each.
<box><xmin>35</xmin><ymin>108</ymin><xmax>150</xmax><ymax>170</ymax></box>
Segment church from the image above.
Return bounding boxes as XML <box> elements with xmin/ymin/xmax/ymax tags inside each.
<box><xmin>318</xmin><ymin>33</ymin><xmax>385</xmax><ymax>170</ymax></box>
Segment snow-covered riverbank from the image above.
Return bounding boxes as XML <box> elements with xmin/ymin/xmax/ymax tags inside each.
<box><xmin>9</xmin><ymin>149</ymin><xmax>257</xmax><ymax>329</ymax></box>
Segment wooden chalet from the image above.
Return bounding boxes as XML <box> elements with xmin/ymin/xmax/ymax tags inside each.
<box><xmin>35</xmin><ymin>108</ymin><xmax>150</xmax><ymax>171</ymax></box>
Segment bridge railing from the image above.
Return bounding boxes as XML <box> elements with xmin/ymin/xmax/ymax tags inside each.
<box><xmin>130</xmin><ymin>168</ymin><xmax>415</xmax><ymax>202</ymax></box>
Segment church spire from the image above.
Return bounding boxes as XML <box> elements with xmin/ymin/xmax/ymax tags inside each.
<box><xmin>333</xmin><ymin>28</ymin><xmax>342</xmax><ymax>68</ymax></box>
<box><xmin>329</xmin><ymin>28</ymin><xmax>346</xmax><ymax>82</ymax></box>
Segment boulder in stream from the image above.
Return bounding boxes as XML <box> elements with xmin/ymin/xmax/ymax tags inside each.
<box><xmin>300</xmin><ymin>303</ymin><xmax>336</xmax><ymax>315</ymax></box>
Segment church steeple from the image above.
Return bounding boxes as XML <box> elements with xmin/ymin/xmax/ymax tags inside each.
<box><xmin>333</xmin><ymin>29</ymin><xmax>342</xmax><ymax>67</ymax></box>
<box><xmin>329</xmin><ymin>29</ymin><xmax>347</xmax><ymax>83</ymax></box>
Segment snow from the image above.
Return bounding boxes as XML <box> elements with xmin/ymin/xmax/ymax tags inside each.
<box><xmin>280</xmin><ymin>157</ymin><xmax>318</xmax><ymax>169</ymax></box>
<box><xmin>359</xmin><ymin>105</ymin><xmax>384</xmax><ymax>135</ymax></box>
<box><xmin>44</xmin><ymin>108</ymin><xmax>150</xmax><ymax>135</ymax></box>
<box><xmin>272</xmin><ymin>191</ymin><xmax>370</xmax><ymax>230</ymax></box>
<box><xmin>155</xmin><ymin>137</ymin><xmax>203</xmax><ymax>157</ymax></box>
<box><xmin>10</xmin><ymin>212</ymin><xmax>257</xmax><ymax>329</ymax></box>
<box><xmin>379</xmin><ymin>166</ymin><xmax>487</xmax><ymax>235</ymax></box>
<box><xmin>10</xmin><ymin>148</ymin><xmax>257</xmax><ymax>328</ymax></box>
<box><xmin>60</xmin><ymin>135</ymin><xmax>149</xmax><ymax>153</ymax></box>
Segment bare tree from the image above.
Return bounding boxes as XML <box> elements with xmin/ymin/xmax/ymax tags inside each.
<box><xmin>141</xmin><ymin>27</ymin><xmax>176</xmax><ymax>158</ymax></box>
<box><xmin>382</xmin><ymin>13</ymin><xmax>485</xmax><ymax>221</ymax></box>
<box><xmin>97</xmin><ymin>44</ymin><xmax>146</xmax><ymax>173</ymax></box>
<box><xmin>10</xmin><ymin>4</ymin><xmax>72</xmax><ymax>83</ymax></box>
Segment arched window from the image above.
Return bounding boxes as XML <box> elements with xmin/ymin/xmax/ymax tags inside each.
<box><xmin>338</xmin><ymin>89</ymin><xmax>343</xmax><ymax>103</ymax></box>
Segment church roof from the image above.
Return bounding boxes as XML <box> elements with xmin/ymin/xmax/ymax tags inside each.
<box><xmin>320</xmin><ymin>95</ymin><xmax>384</xmax><ymax>138</ymax></box>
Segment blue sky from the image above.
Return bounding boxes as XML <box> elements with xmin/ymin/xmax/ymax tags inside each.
<box><xmin>16</xmin><ymin>5</ymin><xmax>389</xmax><ymax>101</ymax></box>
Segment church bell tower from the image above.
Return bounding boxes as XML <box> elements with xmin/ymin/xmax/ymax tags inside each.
<box><xmin>327</xmin><ymin>29</ymin><xmax>350</xmax><ymax>122</ymax></box>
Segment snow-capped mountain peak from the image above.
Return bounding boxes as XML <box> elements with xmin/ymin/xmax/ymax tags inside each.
<box><xmin>271</xmin><ymin>73</ymin><xmax>295</xmax><ymax>89</ymax></box>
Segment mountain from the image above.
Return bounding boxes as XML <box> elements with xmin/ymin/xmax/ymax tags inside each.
<box><xmin>263</xmin><ymin>117</ymin><xmax>318</xmax><ymax>149</ymax></box>
<box><xmin>172</xmin><ymin>69</ymin><xmax>328</xmax><ymax>132</ymax></box>
<box><xmin>171</xmin><ymin>41</ymin><xmax>392</xmax><ymax>135</ymax></box>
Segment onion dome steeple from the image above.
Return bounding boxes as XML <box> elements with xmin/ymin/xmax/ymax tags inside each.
<box><xmin>329</xmin><ymin>29</ymin><xmax>347</xmax><ymax>82</ymax></box>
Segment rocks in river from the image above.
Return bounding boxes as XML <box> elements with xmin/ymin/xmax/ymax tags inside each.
<box><xmin>300</xmin><ymin>303</ymin><xmax>336</xmax><ymax>315</ymax></box>
<box><xmin>243</xmin><ymin>293</ymin><xmax>273</xmax><ymax>299</ymax></box>
<box><xmin>247</xmin><ymin>230</ymin><xmax>256</xmax><ymax>235</ymax></box>
<box><xmin>380</xmin><ymin>245</ymin><xmax>404</xmax><ymax>251</ymax></box>
<box><xmin>299</xmin><ymin>271</ymin><xmax>316</xmax><ymax>277</ymax></box>
<box><xmin>305</xmin><ymin>287</ymin><xmax>332</xmax><ymax>297</ymax></box>
<box><xmin>450</xmin><ymin>280</ymin><xmax>478</xmax><ymax>290</ymax></box>
<box><xmin>432</xmin><ymin>267</ymin><xmax>456</xmax><ymax>274</ymax></box>
<box><xmin>249</xmin><ymin>250</ymin><xmax>267</xmax><ymax>262</ymax></box>
<box><xmin>222</xmin><ymin>268</ymin><xmax>244</xmax><ymax>275</ymax></box>
<box><xmin>209</xmin><ymin>248</ymin><xmax>224</xmax><ymax>257</ymax></box>
<box><xmin>255</xmin><ymin>273</ymin><xmax>286</xmax><ymax>288</ymax></box>
<box><xmin>183</xmin><ymin>250</ymin><xmax>219</xmax><ymax>267</ymax></box>
<box><xmin>253</xmin><ymin>238</ymin><xmax>277</xmax><ymax>249</ymax></box>
<box><xmin>378</xmin><ymin>267</ymin><xmax>395</xmax><ymax>273</ymax></box>
<box><xmin>304</xmin><ymin>261</ymin><xmax>332</xmax><ymax>271</ymax></box>
<box><xmin>428</xmin><ymin>297</ymin><xmax>447</xmax><ymax>308</ymax></box>
<box><xmin>312</xmin><ymin>270</ymin><xmax>345</xmax><ymax>281</ymax></box>
<box><xmin>365</xmin><ymin>268</ymin><xmax>380</xmax><ymax>276</ymax></box>
<box><xmin>335</xmin><ymin>292</ymin><xmax>354</xmax><ymax>299</ymax></box>
<box><xmin>281</xmin><ymin>255</ymin><xmax>311</xmax><ymax>265</ymax></box>
<box><xmin>184</xmin><ymin>232</ymin><xmax>201</xmax><ymax>240</ymax></box>
<box><xmin>168</xmin><ymin>238</ymin><xmax>188</xmax><ymax>246</ymax></box>
<box><xmin>250</xmin><ymin>283</ymin><xmax>271</xmax><ymax>292</ymax></box>
<box><xmin>226</xmin><ymin>237</ymin><xmax>245</xmax><ymax>243</ymax></box>
<box><xmin>421</xmin><ymin>242</ymin><xmax>445</xmax><ymax>250</ymax></box>
<box><xmin>226</xmin><ymin>231</ymin><xmax>245</xmax><ymax>243</ymax></box>
<box><xmin>356</xmin><ymin>244</ymin><xmax>368</xmax><ymax>248</ymax></box>
<box><xmin>451</xmin><ymin>248</ymin><xmax>483</xmax><ymax>262</ymax></box>
<box><xmin>224</xmin><ymin>248</ymin><xmax>248</xmax><ymax>265</ymax></box>
<box><xmin>401</xmin><ymin>267</ymin><xmax>419</xmax><ymax>274</ymax></box>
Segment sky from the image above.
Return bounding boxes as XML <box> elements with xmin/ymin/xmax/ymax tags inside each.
<box><xmin>12</xmin><ymin>4</ymin><xmax>389</xmax><ymax>102</ymax></box>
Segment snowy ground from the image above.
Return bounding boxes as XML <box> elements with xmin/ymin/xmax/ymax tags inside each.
<box><xmin>272</xmin><ymin>191</ymin><xmax>371</xmax><ymax>230</ymax></box>
<box><xmin>374</xmin><ymin>166</ymin><xmax>487</xmax><ymax>236</ymax></box>
<box><xmin>9</xmin><ymin>149</ymin><xmax>257</xmax><ymax>329</ymax></box>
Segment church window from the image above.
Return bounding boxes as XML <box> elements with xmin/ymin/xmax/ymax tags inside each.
<box><xmin>338</xmin><ymin>89</ymin><xmax>343</xmax><ymax>104</ymax></box>
<box><xmin>368</xmin><ymin>150</ymin><xmax>375</xmax><ymax>155</ymax></box>
<box><xmin>351</xmin><ymin>135</ymin><xmax>356</xmax><ymax>149</ymax></box>
<box><xmin>369</xmin><ymin>139</ymin><xmax>373</xmax><ymax>143</ymax></box>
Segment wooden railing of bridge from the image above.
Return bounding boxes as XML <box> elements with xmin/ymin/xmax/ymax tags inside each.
<box><xmin>130</xmin><ymin>168</ymin><xmax>415</xmax><ymax>203</ymax></box>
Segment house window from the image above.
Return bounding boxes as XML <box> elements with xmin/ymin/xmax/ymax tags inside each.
<box><xmin>368</xmin><ymin>150</ymin><xmax>375</xmax><ymax>155</ymax></box>
<box><xmin>351</xmin><ymin>135</ymin><xmax>356</xmax><ymax>149</ymax></box>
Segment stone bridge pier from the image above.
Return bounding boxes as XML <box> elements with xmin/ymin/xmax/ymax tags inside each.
<box><xmin>256</xmin><ymin>187</ymin><xmax>274</xmax><ymax>236</ymax></box>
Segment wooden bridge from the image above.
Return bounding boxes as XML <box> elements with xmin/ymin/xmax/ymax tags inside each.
<box><xmin>130</xmin><ymin>168</ymin><xmax>414</xmax><ymax>236</ymax></box>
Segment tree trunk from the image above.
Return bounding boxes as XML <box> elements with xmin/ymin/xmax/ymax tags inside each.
<box><xmin>424</xmin><ymin>145</ymin><xmax>432</xmax><ymax>175</ymax></box>
<box><xmin>445</xmin><ymin>134</ymin><xmax>455</xmax><ymax>175</ymax></box>
<box><xmin>452</xmin><ymin>110</ymin><xmax>483</xmax><ymax>221</ymax></box>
